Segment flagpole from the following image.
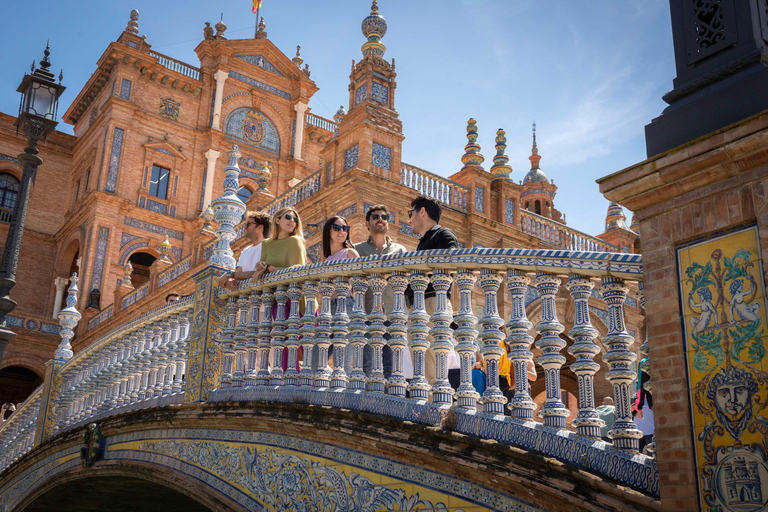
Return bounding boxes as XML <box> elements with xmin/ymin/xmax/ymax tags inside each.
<box><xmin>255</xmin><ymin>5</ymin><xmax>261</xmax><ymax>37</ymax></box>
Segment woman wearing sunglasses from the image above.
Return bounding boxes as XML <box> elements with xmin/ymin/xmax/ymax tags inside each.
<box><xmin>322</xmin><ymin>216</ymin><xmax>360</xmax><ymax>262</ymax></box>
<box><xmin>255</xmin><ymin>206</ymin><xmax>310</xmax><ymax>373</ymax></box>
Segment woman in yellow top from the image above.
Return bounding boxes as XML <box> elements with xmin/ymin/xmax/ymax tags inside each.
<box><xmin>253</xmin><ymin>207</ymin><xmax>309</xmax><ymax>372</ymax></box>
<box><xmin>476</xmin><ymin>340</ymin><xmax>537</xmax><ymax>406</ymax></box>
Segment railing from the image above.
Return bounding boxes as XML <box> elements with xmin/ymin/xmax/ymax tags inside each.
<box><xmin>0</xmin><ymin>251</ymin><xmax>655</xmax><ymax>495</ymax></box>
<box><xmin>0</xmin><ymin>207</ymin><xmax>12</xmax><ymax>224</ymax></box>
<box><xmin>520</xmin><ymin>210</ymin><xmax>619</xmax><ymax>252</ymax></box>
<box><xmin>149</xmin><ymin>50</ymin><xmax>202</xmax><ymax>81</ymax></box>
<box><xmin>306</xmin><ymin>113</ymin><xmax>336</xmax><ymax>132</ymax></box>
<box><xmin>401</xmin><ymin>163</ymin><xmax>468</xmax><ymax>212</ymax></box>
<box><xmin>265</xmin><ymin>170</ymin><xmax>322</xmax><ymax>217</ymax></box>
<box><xmin>121</xmin><ymin>281</ymin><xmax>150</xmax><ymax>310</ymax></box>
<box><xmin>88</xmin><ymin>304</ymin><xmax>114</xmax><ymax>330</ymax></box>
<box><xmin>157</xmin><ymin>255</ymin><xmax>192</xmax><ymax>288</ymax></box>
<box><xmin>46</xmin><ymin>297</ymin><xmax>194</xmax><ymax>444</ymax></box>
<box><xmin>0</xmin><ymin>388</ymin><xmax>42</xmax><ymax>471</ymax></box>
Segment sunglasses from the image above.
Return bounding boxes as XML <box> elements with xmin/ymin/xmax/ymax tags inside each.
<box><xmin>331</xmin><ymin>224</ymin><xmax>351</xmax><ymax>233</ymax></box>
<box><xmin>245</xmin><ymin>221</ymin><xmax>257</xmax><ymax>227</ymax></box>
<box><xmin>407</xmin><ymin>208</ymin><xmax>417</xmax><ymax>218</ymax></box>
<box><xmin>283</xmin><ymin>214</ymin><xmax>298</xmax><ymax>223</ymax></box>
<box><xmin>370</xmin><ymin>214</ymin><xmax>389</xmax><ymax>221</ymax></box>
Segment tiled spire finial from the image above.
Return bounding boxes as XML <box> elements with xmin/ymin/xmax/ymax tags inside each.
<box><xmin>292</xmin><ymin>46</ymin><xmax>303</xmax><ymax>67</ymax></box>
<box><xmin>126</xmin><ymin>9</ymin><xmax>139</xmax><ymax>35</ymax></box>
<box><xmin>460</xmin><ymin>118</ymin><xmax>484</xmax><ymax>172</ymax></box>
<box><xmin>361</xmin><ymin>0</ymin><xmax>387</xmax><ymax>58</ymax></box>
<box><xmin>490</xmin><ymin>128</ymin><xmax>513</xmax><ymax>179</ymax></box>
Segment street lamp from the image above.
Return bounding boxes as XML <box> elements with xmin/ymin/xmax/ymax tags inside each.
<box><xmin>0</xmin><ymin>43</ymin><xmax>65</xmax><ymax>365</ymax></box>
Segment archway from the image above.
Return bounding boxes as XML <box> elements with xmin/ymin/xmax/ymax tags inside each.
<box><xmin>23</xmin><ymin>476</ymin><xmax>212</xmax><ymax>512</ymax></box>
<box><xmin>128</xmin><ymin>252</ymin><xmax>157</xmax><ymax>288</ymax></box>
<box><xmin>0</xmin><ymin>366</ymin><xmax>43</xmax><ymax>416</ymax></box>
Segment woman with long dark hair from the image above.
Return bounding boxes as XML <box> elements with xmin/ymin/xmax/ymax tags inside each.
<box><xmin>322</xmin><ymin>215</ymin><xmax>359</xmax><ymax>262</ymax></box>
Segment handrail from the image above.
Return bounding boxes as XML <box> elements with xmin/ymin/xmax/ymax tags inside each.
<box><xmin>121</xmin><ymin>281</ymin><xmax>150</xmax><ymax>309</ymax></box>
<box><xmin>0</xmin><ymin>387</ymin><xmax>41</xmax><ymax>471</ymax></box>
<box><xmin>401</xmin><ymin>163</ymin><xmax>468</xmax><ymax>212</ymax></box>
<box><xmin>88</xmin><ymin>304</ymin><xmax>114</xmax><ymax>330</ymax></box>
<box><xmin>265</xmin><ymin>170</ymin><xmax>322</xmax><ymax>217</ymax></box>
<box><xmin>520</xmin><ymin>209</ymin><xmax>619</xmax><ymax>253</ymax></box>
<box><xmin>157</xmin><ymin>255</ymin><xmax>193</xmax><ymax>288</ymax></box>
<box><xmin>306</xmin><ymin>113</ymin><xmax>335</xmax><ymax>132</ymax></box>
<box><xmin>148</xmin><ymin>50</ymin><xmax>202</xmax><ymax>81</ymax></box>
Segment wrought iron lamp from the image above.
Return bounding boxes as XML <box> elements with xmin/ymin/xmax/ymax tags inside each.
<box><xmin>0</xmin><ymin>43</ymin><xmax>65</xmax><ymax>365</ymax></box>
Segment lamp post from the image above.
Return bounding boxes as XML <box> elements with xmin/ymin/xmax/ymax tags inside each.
<box><xmin>0</xmin><ymin>43</ymin><xmax>65</xmax><ymax>365</ymax></box>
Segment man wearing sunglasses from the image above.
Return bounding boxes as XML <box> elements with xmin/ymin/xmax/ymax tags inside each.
<box><xmin>218</xmin><ymin>210</ymin><xmax>272</xmax><ymax>290</ymax></box>
<box><xmin>354</xmin><ymin>205</ymin><xmax>408</xmax><ymax>381</ymax></box>
<box><xmin>407</xmin><ymin>195</ymin><xmax>459</xmax><ymax>385</ymax></box>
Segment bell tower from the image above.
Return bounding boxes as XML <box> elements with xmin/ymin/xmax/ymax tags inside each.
<box><xmin>323</xmin><ymin>1</ymin><xmax>403</xmax><ymax>183</ymax></box>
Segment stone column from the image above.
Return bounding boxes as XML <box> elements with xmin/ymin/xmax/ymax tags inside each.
<box><xmin>211</xmin><ymin>69</ymin><xmax>228</xmax><ymax>130</ymax></box>
<box><xmin>293</xmin><ymin>102</ymin><xmax>308</xmax><ymax>160</ymax></box>
<box><xmin>52</xmin><ymin>277</ymin><xmax>68</xmax><ymax>318</ymax></box>
<box><xmin>203</xmin><ymin>149</ymin><xmax>220</xmax><ymax>210</ymax></box>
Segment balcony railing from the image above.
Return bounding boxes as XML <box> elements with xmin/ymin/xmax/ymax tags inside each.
<box><xmin>88</xmin><ymin>304</ymin><xmax>114</xmax><ymax>330</ymax></box>
<box><xmin>306</xmin><ymin>113</ymin><xmax>336</xmax><ymax>132</ymax></box>
<box><xmin>0</xmin><ymin>207</ymin><xmax>12</xmax><ymax>224</ymax></box>
<box><xmin>0</xmin><ymin>250</ymin><xmax>655</xmax><ymax>496</ymax></box>
<box><xmin>148</xmin><ymin>50</ymin><xmax>202</xmax><ymax>81</ymax></box>
<box><xmin>121</xmin><ymin>281</ymin><xmax>150</xmax><ymax>310</ymax></box>
<box><xmin>265</xmin><ymin>170</ymin><xmax>322</xmax><ymax>217</ymax></box>
<box><xmin>520</xmin><ymin>210</ymin><xmax>619</xmax><ymax>252</ymax></box>
<box><xmin>401</xmin><ymin>163</ymin><xmax>468</xmax><ymax>212</ymax></box>
<box><xmin>0</xmin><ymin>388</ymin><xmax>41</xmax><ymax>471</ymax></box>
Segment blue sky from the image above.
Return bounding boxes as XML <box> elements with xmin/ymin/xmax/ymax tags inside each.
<box><xmin>0</xmin><ymin>1</ymin><xmax>675</xmax><ymax>237</ymax></box>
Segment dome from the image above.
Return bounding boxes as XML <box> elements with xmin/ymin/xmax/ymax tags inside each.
<box><xmin>523</xmin><ymin>168</ymin><xmax>549</xmax><ymax>185</ymax></box>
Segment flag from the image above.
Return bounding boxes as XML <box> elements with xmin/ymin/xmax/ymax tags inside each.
<box><xmin>252</xmin><ymin>0</ymin><xmax>262</xmax><ymax>13</ymax></box>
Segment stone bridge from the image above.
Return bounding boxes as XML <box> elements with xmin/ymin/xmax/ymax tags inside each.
<box><xmin>0</xmin><ymin>248</ymin><xmax>659</xmax><ymax>511</ymax></box>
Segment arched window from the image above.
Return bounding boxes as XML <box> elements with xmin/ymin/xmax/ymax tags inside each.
<box><xmin>535</xmin><ymin>199</ymin><xmax>541</xmax><ymax>215</ymax></box>
<box><xmin>237</xmin><ymin>186</ymin><xmax>252</xmax><ymax>203</ymax></box>
<box><xmin>0</xmin><ymin>173</ymin><xmax>20</xmax><ymax>218</ymax></box>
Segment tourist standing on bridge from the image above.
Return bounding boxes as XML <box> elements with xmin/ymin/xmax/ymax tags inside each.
<box><xmin>218</xmin><ymin>210</ymin><xmax>272</xmax><ymax>290</ymax></box>
<box><xmin>354</xmin><ymin>205</ymin><xmax>409</xmax><ymax>382</ymax></box>
<box><xmin>407</xmin><ymin>195</ymin><xmax>459</xmax><ymax>384</ymax></box>
<box><xmin>254</xmin><ymin>207</ymin><xmax>309</xmax><ymax>372</ymax></box>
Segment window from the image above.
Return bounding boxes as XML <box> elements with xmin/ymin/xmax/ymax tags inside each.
<box><xmin>84</xmin><ymin>170</ymin><xmax>90</xmax><ymax>191</ymax></box>
<box><xmin>0</xmin><ymin>173</ymin><xmax>19</xmax><ymax>212</ymax></box>
<box><xmin>73</xmin><ymin>180</ymin><xmax>80</xmax><ymax>203</ymax></box>
<box><xmin>149</xmin><ymin>165</ymin><xmax>170</xmax><ymax>199</ymax></box>
<box><xmin>237</xmin><ymin>186</ymin><xmax>252</xmax><ymax>203</ymax></box>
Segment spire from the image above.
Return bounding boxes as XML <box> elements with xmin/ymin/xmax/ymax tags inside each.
<box><xmin>255</xmin><ymin>16</ymin><xmax>267</xmax><ymax>39</ymax></box>
<box><xmin>361</xmin><ymin>0</ymin><xmax>387</xmax><ymax>58</ymax></box>
<box><xmin>630</xmin><ymin>213</ymin><xmax>640</xmax><ymax>234</ymax></box>
<box><xmin>490</xmin><ymin>128</ymin><xmax>513</xmax><ymax>179</ymax></box>
<box><xmin>529</xmin><ymin>121</ymin><xmax>541</xmax><ymax>170</ymax></box>
<box><xmin>605</xmin><ymin>201</ymin><xmax>627</xmax><ymax>231</ymax></box>
<box><xmin>125</xmin><ymin>9</ymin><xmax>139</xmax><ymax>35</ymax></box>
<box><xmin>460</xmin><ymin>118</ymin><xmax>485</xmax><ymax>172</ymax></box>
<box><xmin>292</xmin><ymin>45</ymin><xmax>303</xmax><ymax>67</ymax></box>
<box><xmin>215</xmin><ymin>14</ymin><xmax>227</xmax><ymax>40</ymax></box>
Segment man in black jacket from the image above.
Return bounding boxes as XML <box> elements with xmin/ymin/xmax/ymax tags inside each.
<box><xmin>408</xmin><ymin>195</ymin><xmax>458</xmax><ymax>383</ymax></box>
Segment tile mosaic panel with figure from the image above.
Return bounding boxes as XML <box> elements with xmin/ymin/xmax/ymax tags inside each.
<box><xmin>677</xmin><ymin>224</ymin><xmax>768</xmax><ymax>512</ymax></box>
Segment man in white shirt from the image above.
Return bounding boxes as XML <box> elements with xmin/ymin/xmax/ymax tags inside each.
<box><xmin>218</xmin><ymin>210</ymin><xmax>271</xmax><ymax>290</ymax></box>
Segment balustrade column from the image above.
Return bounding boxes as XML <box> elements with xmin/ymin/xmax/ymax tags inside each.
<box><xmin>137</xmin><ymin>327</ymin><xmax>153</xmax><ymax>401</ymax></box>
<box><xmin>147</xmin><ymin>323</ymin><xmax>163</xmax><ymax>398</ymax></box>
<box><xmin>269</xmin><ymin>286</ymin><xmax>288</xmax><ymax>386</ymax></box>
<box><xmin>299</xmin><ymin>281</ymin><xmax>318</xmax><ymax>387</ymax></box>
<box><xmin>173</xmin><ymin>313</ymin><xmax>190</xmax><ymax>394</ymax></box>
<box><xmin>505</xmin><ymin>270</ymin><xmax>536</xmax><ymax>418</ymax></box>
<box><xmin>407</xmin><ymin>271</ymin><xmax>431</xmax><ymax>400</ymax></box>
<box><xmin>232</xmin><ymin>295</ymin><xmax>250</xmax><ymax>387</ymax></box>
<box><xmin>284</xmin><ymin>283</ymin><xmax>303</xmax><ymax>387</ymax></box>
<box><xmin>314</xmin><ymin>279</ymin><xmax>334</xmax><ymax>388</ymax></box>
<box><xmin>245</xmin><ymin>291</ymin><xmax>261</xmax><ymax>387</ymax></box>
<box><xmin>348</xmin><ymin>277</ymin><xmax>368</xmax><ymax>390</ymax></box>
<box><xmin>220</xmin><ymin>297</ymin><xmax>238</xmax><ymax>389</ymax></box>
<box><xmin>366</xmin><ymin>274</ymin><xmax>387</xmax><ymax>393</ymax></box>
<box><xmin>386</xmin><ymin>272</ymin><xmax>409</xmax><ymax>397</ymax></box>
<box><xmin>256</xmin><ymin>289</ymin><xmax>274</xmax><ymax>386</ymax></box>
<box><xmin>453</xmin><ymin>270</ymin><xmax>479</xmax><ymax>409</ymax></box>
<box><xmin>429</xmin><ymin>270</ymin><xmax>455</xmax><ymax>405</ymax></box>
<box><xmin>130</xmin><ymin>331</ymin><xmax>146</xmax><ymax>403</ymax></box>
<box><xmin>534</xmin><ymin>273</ymin><xmax>569</xmax><ymax>428</ymax></box>
<box><xmin>600</xmin><ymin>277</ymin><xmax>643</xmax><ymax>452</ymax></box>
<box><xmin>478</xmin><ymin>270</ymin><xmax>506</xmax><ymax>414</ymax></box>
<box><xmin>331</xmin><ymin>277</ymin><xmax>351</xmax><ymax>389</ymax></box>
<box><xmin>565</xmin><ymin>275</ymin><xmax>603</xmax><ymax>438</ymax></box>
<box><xmin>154</xmin><ymin>319</ymin><xmax>172</xmax><ymax>396</ymax></box>
<box><xmin>163</xmin><ymin>315</ymin><xmax>181</xmax><ymax>394</ymax></box>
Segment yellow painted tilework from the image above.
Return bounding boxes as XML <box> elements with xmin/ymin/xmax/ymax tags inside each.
<box><xmin>678</xmin><ymin>226</ymin><xmax>768</xmax><ymax>511</ymax></box>
<box><xmin>110</xmin><ymin>439</ymin><xmax>493</xmax><ymax>511</ymax></box>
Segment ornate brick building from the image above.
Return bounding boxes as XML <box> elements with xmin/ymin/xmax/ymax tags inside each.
<box><xmin>0</xmin><ymin>4</ymin><xmax>640</xmax><ymax>414</ymax></box>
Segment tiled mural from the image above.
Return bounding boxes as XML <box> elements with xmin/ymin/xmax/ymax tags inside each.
<box><xmin>677</xmin><ymin>225</ymin><xmax>768</xmax><ymax>511</ymax></box>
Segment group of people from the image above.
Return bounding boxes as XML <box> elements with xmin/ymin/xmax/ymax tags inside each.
<box><xmin>218</xmin><ymin>195</ymin><xmax>529</xmax><ymax>401</ymax></box>
<box><xmin>1</xmin><ymin>403</ymin><xmax>16</xmax><ymax>424</ymax></box>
